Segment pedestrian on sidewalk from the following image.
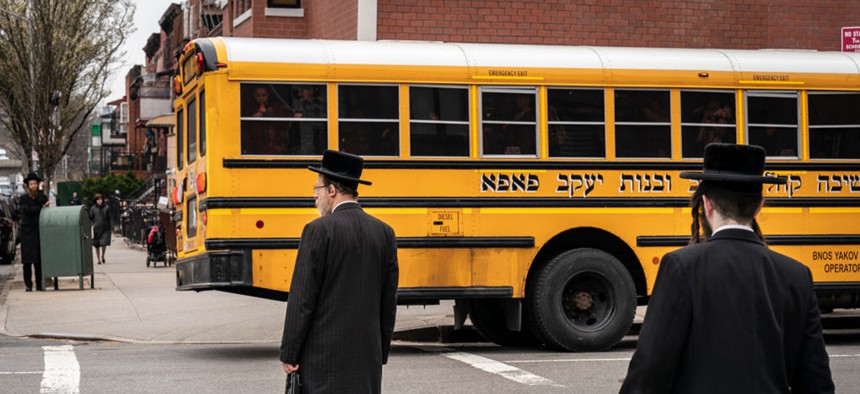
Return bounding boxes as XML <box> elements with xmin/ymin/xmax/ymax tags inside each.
<box><xmin>18</xmin><ymin>172</ymin><xmax>49</xmax><ymax>292</ymax></box>
<box><xmin>280</xmin><ymin>150</ymin><xmax>399</xmax><ymax>394</ymax></box>
<box><xmin>89</xmin><ymin>193</ymin><xmax>112</xmax><ymax>264</ymax></box>
<box><xmin>620</xmin><ymin>143</ymin><xmax>833</xmax><ymax>393</ymax></box>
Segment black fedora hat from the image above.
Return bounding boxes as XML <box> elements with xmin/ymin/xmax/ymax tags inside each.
<box><xmin>680</xmin><ymin>143</ymin><xmax>787</xmax><ymax>185</ymax></box>
<box><xmin>23</xmin><ymin>172</ymin><xmax>42</xmax><ymax>184</ymax></box>
<box><xmin>308</xmin><ymin>150</ymin><xmax>372</xmax><ymax>188</ymax></box>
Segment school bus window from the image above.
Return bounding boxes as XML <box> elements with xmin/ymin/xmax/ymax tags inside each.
<box><xmin>240</xmin><ymin>83</ymin><xmax>327</xmax><ymax>155</ymax></box>
<box><xmin>409</xmin><ymin>86</ymin><xmax>469</xmax><ymax>157</ymax></box>
<box><xmin>176</xmin><ymin>107</ymin><xmax>184</xmax><ymax>169</ymax></box>
<box><xmin>547</xmin><ymin>88</ymin><xmax>605</xmax><ymax>158</ymax></box>
<box><xmin>199</xmin><ymin>90</ymin><xmax>206</xmax><ymax>157</ymax></box>
<box><xmin>338</xmin><ymin>85</ymin><xmax>399</xmax><ymax>156</ymax></box>
<box><xmin>187</xmin><ymin>96</ymin><xmax>197</xmax><ymax>164</ymax></box>
<box><xmin>481</xmin><ymin>87</ymin><xmax>537</xmax><ymax>156</ymax></box>
<box><xmin>680</xmin><ymin>91</ymin><xmax>736</xmax><ymax>158</ymax></box>
<box><xmin>187</xmin><ymin>197</ymin><xmax>197</xmax><ymax>238</ymax></box>
<box><xmin>181</xmin><ymin>55</ymin><xmax>197</xmax><ymax>85</ymax></box>
<box><xmin>614</xmin><ymin>90</ymin><xmax>671</xmax><ymax>158</ymax></box>
<box><xmin>746</xmin><ymin>91</ymin><xmax>798</xmax><ymax>158</ymax></box>
<box><xmin>808</xmin><ymin>92</ymin><xmax>860</xmax><ymax>159</ymax></box>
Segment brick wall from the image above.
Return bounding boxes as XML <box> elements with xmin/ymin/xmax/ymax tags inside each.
<box><xmin>307</xmin><ymin>0</ymin><xmax>358</xmax><ymax>39</ymax></box>
<box><xmin>377</xmin><ymin>0</ymin><xmax>860</xmax><ymax>50</ymax></box>
<box><xmin>257</xmin><ymin>1</ymin><xmax>307</xmax><ymax>38</ymax></box>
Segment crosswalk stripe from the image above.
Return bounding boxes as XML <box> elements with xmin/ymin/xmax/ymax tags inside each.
<box><xmin>416</xmin><ymin>346</ymin><xmax>561</xmax><ymax>387</ymax></box>
<box><xmin>41</xmin><ymin>345</ymin><xmax>80</xmax><ymax>394</ymax></box>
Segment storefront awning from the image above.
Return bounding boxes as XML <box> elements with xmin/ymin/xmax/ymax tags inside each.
<box><xmin>146</xmin><ymin>114</ymin><xmax>174</xmax><ymax>128</ymax></box>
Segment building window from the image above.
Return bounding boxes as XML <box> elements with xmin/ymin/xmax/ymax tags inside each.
<box><xmin>409</xmin><ymin>86</ymin><xmax>469</xmax><ymax>157</ymax></box>
<box><xmin>547</xmin><ymin>88</ymin><xmax>605</xmax><ymax>158</ymax></box>
<box><xmin>680</xmin><ymin>91</ymin><xmax>736</xmax><ymax>158</ymax></box>
<box><xmin>808</xmin><ymin>92</ymin><xmax>860</xmax><ymax>159</ymax></box>
<box><xmin>614</xmin><ymin>90</ymin><xmax>671</xmax><ymax>159</ymax></box>
<box><xmin>268</xmin><ymin>0</ymin><xmax>301</xmax><ymax>8</ymax></box>
<box><xmin>338</xmin><ymin>85</ymin><xmax>399</xmax><ymax>156</ymax></box>
<box><xmin>746</xmin><ymin>91</ymin><xmax>798</xmax><ymax>158</ymax></box>
<box><xmin>481</xmin><ymin>87</ymin><xmax>538</xmax><ymax>157</ymax></box>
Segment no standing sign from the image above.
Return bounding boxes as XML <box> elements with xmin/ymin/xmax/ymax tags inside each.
<box><xmin>842</xmin><ymin>26</ymin><xmax>860</xmax><ymax>52</ymax></box>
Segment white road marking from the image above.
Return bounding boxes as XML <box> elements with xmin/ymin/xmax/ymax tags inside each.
<box><xmin>40</xmin><ymin>345</ymin><xmax>80</xmax><ymax>394</ymax></box>
<box><xmin>417</xmin><ymin>346</ymin><xmax>561</xmax><ymax>387</ymax></box>
<box><xmin>506</xmin><ymin>357</ymin><xmax>632</xmax><ymax>363</ymax></box>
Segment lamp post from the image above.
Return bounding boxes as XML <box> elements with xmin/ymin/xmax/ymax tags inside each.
<box><xmin>0</xmin><ymin>0</ymin><xmax>37</xmax><ymax>173</ymax></box>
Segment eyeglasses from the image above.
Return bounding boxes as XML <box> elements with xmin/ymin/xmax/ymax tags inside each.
<box><xmin>312</xmin><ymin>185</ymin><xmax>327</xmax><ymax>193</ymax></box>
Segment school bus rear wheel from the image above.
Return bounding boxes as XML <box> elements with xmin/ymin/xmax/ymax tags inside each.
<box><xmin>529</xmin><ymin>248</ymin><xmax>636</xmax><ymax>352</ymax></box>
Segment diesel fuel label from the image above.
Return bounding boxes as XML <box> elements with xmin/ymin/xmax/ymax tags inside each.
<box><xmin>814</xmin><ymin>250</ymin><xmax>860</xmax><ymax>273</ymax></box>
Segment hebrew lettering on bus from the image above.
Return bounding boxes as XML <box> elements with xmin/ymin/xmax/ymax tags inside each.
<box><xmin>556</xmin><ymin>173</ymin><xmax>604</xmax><ymax>198</ymax></box>
<box><xmin>765</xmin><ymin>173</ymin><xmax>802</xmax><ymax>197</ymax></box>
<box><xmin>481</xmin><ymin>173</ymin><xmax>540</xmax><ymax>193</ymax></box>
<box><xmin>619</xmin><ymin>173</ymin><xmax>672</xmax><ymax>193</ymax></box>
<box><xmin>817</xmin><ymin>174</ymin><xmax>860</xmax><ymax>193</ymax></box>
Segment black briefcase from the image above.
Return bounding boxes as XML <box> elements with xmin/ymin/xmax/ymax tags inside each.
<box><xmin>285</xmin><ymin>372</ymin><xmax>301</xmax><ymax>394</ymax></box>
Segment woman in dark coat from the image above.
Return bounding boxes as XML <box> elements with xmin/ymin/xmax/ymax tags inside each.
<box><xmin>89</xmin><ymin>193</ymin><xmax>111</xmax><ymax>264</ymax></box>
<box><xmin>19</xmin><ymin>172</ymin><xmax>49</xmax><ymax>291</ymax></box>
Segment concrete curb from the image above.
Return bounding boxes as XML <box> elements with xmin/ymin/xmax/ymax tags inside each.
<box><xmin>5</xmin><ymin>324</ymin><xmax>480</xmax><ymax>345</ymax></box>
<box><xmin>0</xmin><ymin>261</ymin><xmax>16</xmax><ymax>339</ymax></box>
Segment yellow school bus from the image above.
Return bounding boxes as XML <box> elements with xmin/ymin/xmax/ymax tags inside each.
<box><xmin>172</xmin><ymin>38</ymin><xmax>860</xmax><ymax>351</ymax></box>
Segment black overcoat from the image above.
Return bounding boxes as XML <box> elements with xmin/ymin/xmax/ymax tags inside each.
<box><xmin>18</xmin><ymin>192</ymin><xmax>48</xmax><ymax>264</ymax></box>
<box><xmin>280</xmin><ymin>203</ymin><xmax>399</xmax><ymax>394</ymax></box>
<box><xmin>620</xmin><ymin>229</ymin><xmax>834</xmax><ymax>393</ymax></box>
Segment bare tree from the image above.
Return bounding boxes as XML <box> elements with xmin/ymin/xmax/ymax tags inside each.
<box><xmin>0</xmin><ymin>0</ymin><xmax>134</xmax><ymax>190</ymax></box>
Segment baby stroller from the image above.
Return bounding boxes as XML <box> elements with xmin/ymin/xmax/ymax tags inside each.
<box><xmin>146</xmin><ymin>223</ymin><xmax>169</xmax><ymax>267</ymax></box>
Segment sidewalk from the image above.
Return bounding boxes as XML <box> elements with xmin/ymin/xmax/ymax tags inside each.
<box><xmin>0</xmin><ymin>238</ymin><xmax>459</xmax><ymax>344</ymax></box>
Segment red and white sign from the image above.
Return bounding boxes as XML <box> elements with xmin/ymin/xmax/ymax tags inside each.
<box><xmin>842</xmin><ymin>27</ymin><xmax>860</xmax><ymax>52</ymax></box>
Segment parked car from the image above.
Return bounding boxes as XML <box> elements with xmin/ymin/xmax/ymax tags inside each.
<box><xmin>0</xmin><ymin>197</ymin><xmax>18</xmax><ymax>264</ymax></box>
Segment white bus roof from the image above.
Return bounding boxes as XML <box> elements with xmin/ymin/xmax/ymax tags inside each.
<box><xmin>218</xmin><ymin>37</ymin><xmax>860</xmax><ymax>75</ymax></box>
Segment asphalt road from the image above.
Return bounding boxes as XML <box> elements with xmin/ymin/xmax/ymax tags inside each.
<box><xmin>2</xmin><ymin>331</ymin><xmax>859</xmax><ymax>393</ymax></box>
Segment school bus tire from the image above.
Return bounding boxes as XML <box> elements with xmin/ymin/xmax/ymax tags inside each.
<box><xmin>529</xmin><ymin>248</ymin><xmax>636</xmax><ymax>352</ymax></box>
<box><xmin>469</xmin><ymin>299</ymin><xmax>539</xmax><ymax>347</ymax></box>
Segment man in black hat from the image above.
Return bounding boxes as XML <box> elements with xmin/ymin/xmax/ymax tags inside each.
<box><xmin>18</xmin><ymin>172</ymin><xmax>50</xmax><ymax>291</ymax></box>
<box><xmin>620</xmin><ymin>144</ymin><xmax>833</xmax><ymax>393</ymax></box>
<box><xmin>280</xmin><ymin>150</ymin><xmax>399</xmax><ymax>393</ymax></box>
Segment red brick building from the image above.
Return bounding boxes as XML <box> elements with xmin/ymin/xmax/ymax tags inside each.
<box><xmin>184</xmin><ymin>0</ymin><xmax>859</xmax><ymax>51</ymax></box>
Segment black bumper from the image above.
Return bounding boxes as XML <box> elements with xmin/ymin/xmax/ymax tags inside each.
<box><xmin>175</xmin><ymin>250</ymin><xmax>290</xmax><ymax>301</ymax></box>
<box><xmin>176</xmin><ymin>250</ymin><xmax>253</xmax><ymax>291</ymax></box>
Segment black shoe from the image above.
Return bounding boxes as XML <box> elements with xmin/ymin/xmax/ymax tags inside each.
<box><xmin>25</xmin><ymin>287</ymin><xmax>32</xmax><ymax>292</ymax></box>
<box><xmin>36</xmin><ymin>287</ymin><xmax>44</xmax><ymax>291</ymax></box>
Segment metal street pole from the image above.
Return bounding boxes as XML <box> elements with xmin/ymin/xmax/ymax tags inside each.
<box><xmin>0</xmin><ymin>0</ymin><xmax>37</xmax><ymax>174</ymax></box>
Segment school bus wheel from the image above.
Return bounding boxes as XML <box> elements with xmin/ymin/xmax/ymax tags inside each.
<box><xmin>469</xmin><ymin>299</ymin><xmax>539</xmax><ymax>347</ymax></box>
<box><xmin>529</xmin><ymin>248</ymin><xmax>636</xmax><ymax>352</ymax></box>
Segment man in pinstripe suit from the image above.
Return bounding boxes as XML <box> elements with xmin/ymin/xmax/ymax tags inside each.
<box><xmin>281</xmin><ymin>150</ymin><xmax>399</xmax><ymax>393</ymax></box>
<box><xmin>620</xmin><ymin>144</ymin><xmax>833</xmax><ymax>393</ymax></box>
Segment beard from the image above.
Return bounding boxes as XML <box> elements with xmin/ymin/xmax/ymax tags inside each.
<box><xmin>315</xmin><ymin>197</ymin><xmax>331</xmax><ymax>217</ymax></box>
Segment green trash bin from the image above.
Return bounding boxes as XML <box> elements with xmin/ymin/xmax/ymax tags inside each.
<box><xmin>39</xmin><ymin>206</ymin><xmax>94</xmax><ymax>290</ymax></box>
